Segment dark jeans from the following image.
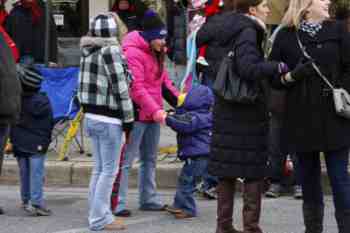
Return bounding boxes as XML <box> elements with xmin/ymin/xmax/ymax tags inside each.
<box><xmin>201</xmin><ymin>171</ymin><xmax>219</xmax><ymax>190</ymax></box>
<box><xmin>268</xmin><ymin>115</ymin><xmax>301</xmax><ymax>186</ymax></box>
<box><xmin>298</xmin><ymin>148</ymin><xmax>350</xmax><ymax>211</ymax></box>
<box><xmin>173</xmin><ymin>158</ymin><xmax>209</xmax><ymax>216</ymax></box>
<box><xmin>0</xmin><ymin>124</ymin><xmax>10</xmax><ymax>176</ymax></box>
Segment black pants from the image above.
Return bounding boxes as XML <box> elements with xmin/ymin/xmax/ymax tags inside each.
<box><xmin>268</xmin><ymin>115</ymin><xmax>300</xmax><ymax>186</ymax></box>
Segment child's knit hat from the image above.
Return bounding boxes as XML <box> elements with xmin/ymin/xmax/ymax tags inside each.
<box><xmin>140</xmin><ymin>10</ymin><xmax>167</xmax><ymax>41</ymax></box>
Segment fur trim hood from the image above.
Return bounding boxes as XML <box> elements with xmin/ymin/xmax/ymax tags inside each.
<box><xmin>80</xmin><ymin>36</ymin><xmax>120</xmax><ymax>57</ymax></box>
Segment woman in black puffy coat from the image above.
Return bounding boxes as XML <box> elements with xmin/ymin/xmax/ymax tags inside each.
<box><xmin>270</xmin><ymin>0</ymin><xmax>350</xmax><ymax>232</ymax></box>
<box><xmin>203</xmin><ymin>0</ymin><xmax>289</xmax><ymax>232</ymax></box>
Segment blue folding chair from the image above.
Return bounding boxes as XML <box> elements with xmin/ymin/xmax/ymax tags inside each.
<box><xmin>38</xmin><ymin>66</ymin><xmax>85</xmax><ymax>160</ymax></box>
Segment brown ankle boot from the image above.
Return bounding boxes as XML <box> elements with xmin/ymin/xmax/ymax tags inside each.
<box><xmin>216</xmin><ymin>179</ymin><xmax>242</xmax><ymax>233</ymax></box>
<box><xmin>242</xmin><ymin>180</ymin><xmax>264</xmax><ymax>233</ymax></box>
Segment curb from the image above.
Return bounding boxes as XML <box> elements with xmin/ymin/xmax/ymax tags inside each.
<box><xmin>0</xmin><ymin>160</ymin><xmax>180</xmax><ymax>189</ymax></box>
<box><xmin>0</xmin><ymin>159</ymin><xmax>335</xmax><ymax>194</ymax></box>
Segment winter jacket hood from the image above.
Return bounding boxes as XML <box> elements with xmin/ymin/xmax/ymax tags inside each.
<box><xmin>212</xmin><ymin>13</ymin><xmax>266</xmax><ymax>46</ymax></box>
<box><xmin>80</xmin><ymin>36</ymin><xmax>120</xmax><ymax>57</ymax></box>
<box><xmin>182</xmin><ymin>84</ymin><xmax>214</xmax><ymax>111</ymax></box>
<box><xmin>122</xmin><ymin>31</ymin><xmax>151</xmax><ymax>53</ymax></box>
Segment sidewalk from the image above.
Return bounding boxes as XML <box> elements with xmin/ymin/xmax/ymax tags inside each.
<box><xmin>0</xmin><ymin>126</ymin><xmax>341</xmax><ymax>193</ymax></box>
<box><xmin>0</xmin><ymin>126</ymin><xmax>181</xmax><ymax>188</ymax></box>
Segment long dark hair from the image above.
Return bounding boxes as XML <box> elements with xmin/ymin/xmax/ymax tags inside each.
<box><xmin>235</xmin><ymin>0</ymin><xmax>263</xmax><ymax>14</ymax></box>
<box><xmin>151</xmin><ymin>48</ymin><xmax>165</xmax><ymax>79</ymax></box>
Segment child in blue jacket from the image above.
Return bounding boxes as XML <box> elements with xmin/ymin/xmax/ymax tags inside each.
<box><xmin>165</xmin><ymin>84</ymin><xmax>214</xmax><ymax>219</ymax></box>
<box><xmin>10</xmin><ymin>64</ymin><xmax>54</xmax><ymax>216</ymax></box>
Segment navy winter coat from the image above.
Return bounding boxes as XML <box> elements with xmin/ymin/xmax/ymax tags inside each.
<box><xmin>10</xmin><ymin>92</ymin><xmax>54</xmax><ymax>156</ymax></box>
<box><xmin>166</xmin><ymin>85</ymin><xmax>214</xmax><ymax>160</ymax></box>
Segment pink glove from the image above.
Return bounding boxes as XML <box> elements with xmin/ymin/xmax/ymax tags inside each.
<box><xmin>153</xmin><ymin>110</ymin><xmax>167</xmax><ymax>124</ymax></box>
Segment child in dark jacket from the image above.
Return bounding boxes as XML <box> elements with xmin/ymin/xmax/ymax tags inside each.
<box><xmin>165</xmin><ymin>84</ymin><xmax>214</xmax><ymax>219</ymax></box>
<box><xmin>10</xmin><ymin>64</ymin><xmax>54</xmax><ymax>216</ymax></box>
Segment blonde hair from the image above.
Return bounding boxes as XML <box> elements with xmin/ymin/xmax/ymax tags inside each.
<box><xmin>282</xmin><ymin>0</ymin><xmax>313</xmax><ymax>28</ymax></box>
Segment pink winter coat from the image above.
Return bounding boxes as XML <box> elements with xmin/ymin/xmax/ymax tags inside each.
<box><xmin>122</xmin><ymin>31</ymin><xmax>179</xmax><ymax>122</ymax></box>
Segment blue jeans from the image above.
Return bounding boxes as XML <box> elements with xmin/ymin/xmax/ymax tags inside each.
<box><xmin>173</xmin><ymin>158</ymin><xmax>208</xmax><ymax>216</ymax></box>
<box><xmin>0</xmin><ymin>124</ymin><xmax>10</xmax><ymax>175</ymax></box>
<box><xmin>16</xmin><ymin>153</ymin><xmax>46</xmax><ymax>207</ymax></box>
<box><xmin>85</xmin><ymin>118</ymin><xmax>123</xmax><ymax>231</ymax></box>
<box><xmin>298</xmin><ymin>148</ymin><xmax>350</xmax><ymax>211</ymax></box>
<box><xmin>116</xmin><ymin>122</ymin><xmax>162</xmax><ymax>212</ymax></box>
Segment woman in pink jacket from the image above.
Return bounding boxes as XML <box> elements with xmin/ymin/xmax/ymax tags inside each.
<box><xmin>114</xmin><ymin>10</ymin><xmax>179</xmax><ymax>217</ymax></box>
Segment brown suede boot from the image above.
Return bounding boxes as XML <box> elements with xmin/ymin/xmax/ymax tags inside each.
<box><xmin>242</xmin><ymin>180</ymin><xmax>264</xmax><ymax>233</ymax></box>
<box><xmin>215</xmin><ymin>179</ymin><xmax>243</xmax><ymax>233</ymax></box>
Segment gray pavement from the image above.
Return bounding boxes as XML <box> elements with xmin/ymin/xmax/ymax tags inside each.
<box><xmin>0</xmin><ymin>186</ymin><xmax>338</xmax><ymax>233</ymax></box>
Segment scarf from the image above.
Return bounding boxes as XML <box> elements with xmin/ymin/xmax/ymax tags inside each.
<box><xmin>300</xmin><ymin>20</ymin><xmax>322</xmax><ymax>37</ymax></box>
<box><xmin>20</xmin><ymin>0</ymin><xmax>42</xmax><ymax>25</ymax></box>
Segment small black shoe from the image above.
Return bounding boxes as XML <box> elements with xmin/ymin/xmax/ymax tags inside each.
<box><xmin>203</xmin><ymin>187</ymin><xmax>217</xmax><ymax>200</ymax></box>
<box><xmin>28</xmin><ymin>205</ymin><xmax>52</xmax><ymax>216</ymax></box>
<box><xmin>0</xmin><ymin>207</ymin><xmax>4</xmax><ymax>215</ymax></box>
<box><xmin>265</xmin><ymin>184</ymin><xmax>282</xmax><ymax>198</ymax></box>
<box><xmin>139</xmin><ymin>204</ymin><xmax>168</xmax><ymax>211</ymax></box>
<box><xmin>113</xmin><ymin>209</ymin><xmax>132</xmax><ymax>217</ymax></box>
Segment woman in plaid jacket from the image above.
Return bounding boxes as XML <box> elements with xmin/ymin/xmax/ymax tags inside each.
<box><xmin>78</xmin><ymin>12</ymin><xmax>134</xmax><ymax>231</ymax></box>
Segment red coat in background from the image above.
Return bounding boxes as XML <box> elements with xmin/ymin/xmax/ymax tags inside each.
<box><xmin>0</xmin><ymin>26</ymin><xmax>19</xmax><ymax>62</ymax></box>
<box><xmin>0</xmin><ymin>0</ymin><xmax>8</xmax><ymax>25</ymax></box>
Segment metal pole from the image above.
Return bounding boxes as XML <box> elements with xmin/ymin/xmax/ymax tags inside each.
<box><xmin>44</xmin><ymin>0</ymin><xmax>51</xmax><ymax>66</ymax></box>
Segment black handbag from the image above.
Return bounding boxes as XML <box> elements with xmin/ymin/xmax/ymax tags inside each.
<box><xmin>212</xmin><ymin>45</ymin><xmax>259</xmax><ymax>104</ymax></box>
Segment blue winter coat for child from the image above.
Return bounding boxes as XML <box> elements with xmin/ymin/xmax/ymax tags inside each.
<box><xmin>10</xmin><ymin>92</ymin><xmax>54</xmax><ymax>155</ymax></box>
<box><xmin>166</xmin><ymin>85</ymin><xmax>214</xmax><ymax>160</ymax></box>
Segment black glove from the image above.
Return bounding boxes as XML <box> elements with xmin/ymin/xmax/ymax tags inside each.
<box><xmin>289</xmin><ymin>59</ymin><xmax>315</xmax><ymax>82</ymax></box>
<box><xmin>122</xmin><ymin>122</ymin><xmax>134</xmax><ymax>133</ymax></box>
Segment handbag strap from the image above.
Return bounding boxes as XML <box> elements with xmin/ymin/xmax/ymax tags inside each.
<box><xmin>295</xmin><ymin>32</ymin><xmax>335</xmax><ymax>90</ymax></box>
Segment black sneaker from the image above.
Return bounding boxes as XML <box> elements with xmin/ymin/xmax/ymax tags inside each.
<box><xmin>0</xmin><ymin>207</ymin><xmax>4</xmax><ymax>215</ymax></box>
<box><xmin>28</xmin><ymin>205</ymin><xmax>52</xmax><ymax>216</ymax></box>
<box><xmin>203</xmin><ymin>187</ymin><xmax>217</xmax><ymax>200</ymax></box>
<box><xmin>293</xmin><ymin>185</ymin><xmax>303</xmax><ymax>199</ymax></box>
<box><xmin>113</xmin><ymin>209</ymin><xmax>132</xmax><ymax>217</ymax></box>
<box><xmin>265</xmin><ymin>184</ymin><xmax>282</xmax><ymax>198</ymax></box>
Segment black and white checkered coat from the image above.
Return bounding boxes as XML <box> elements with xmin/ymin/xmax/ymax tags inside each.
<box><xmin>78</xmin><ymin>36</ymin><xmax>134</xmax><ymax>123</ymax></box>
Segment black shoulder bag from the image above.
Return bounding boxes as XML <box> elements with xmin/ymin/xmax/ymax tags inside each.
<box><xmin>212</xmin><ymin>36</ymin><xmax>259</xmax><ymax>104</ymax></box>
<box><xmin>296</xmin><ymin>32</ymin><xmax>350</xmax><ymax>119</ymax></box>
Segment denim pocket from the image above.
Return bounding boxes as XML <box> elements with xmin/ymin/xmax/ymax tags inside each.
<box><xmin>85</xmin><ymin>118</ymin><xmax>108</xmax><ymax>137</ymax></box>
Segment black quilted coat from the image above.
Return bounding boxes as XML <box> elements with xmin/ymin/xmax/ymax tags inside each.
<box><xmin>207</xmin><ymin>13</ymin><xmax>280</xmax><ymax>179</ymax></box>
